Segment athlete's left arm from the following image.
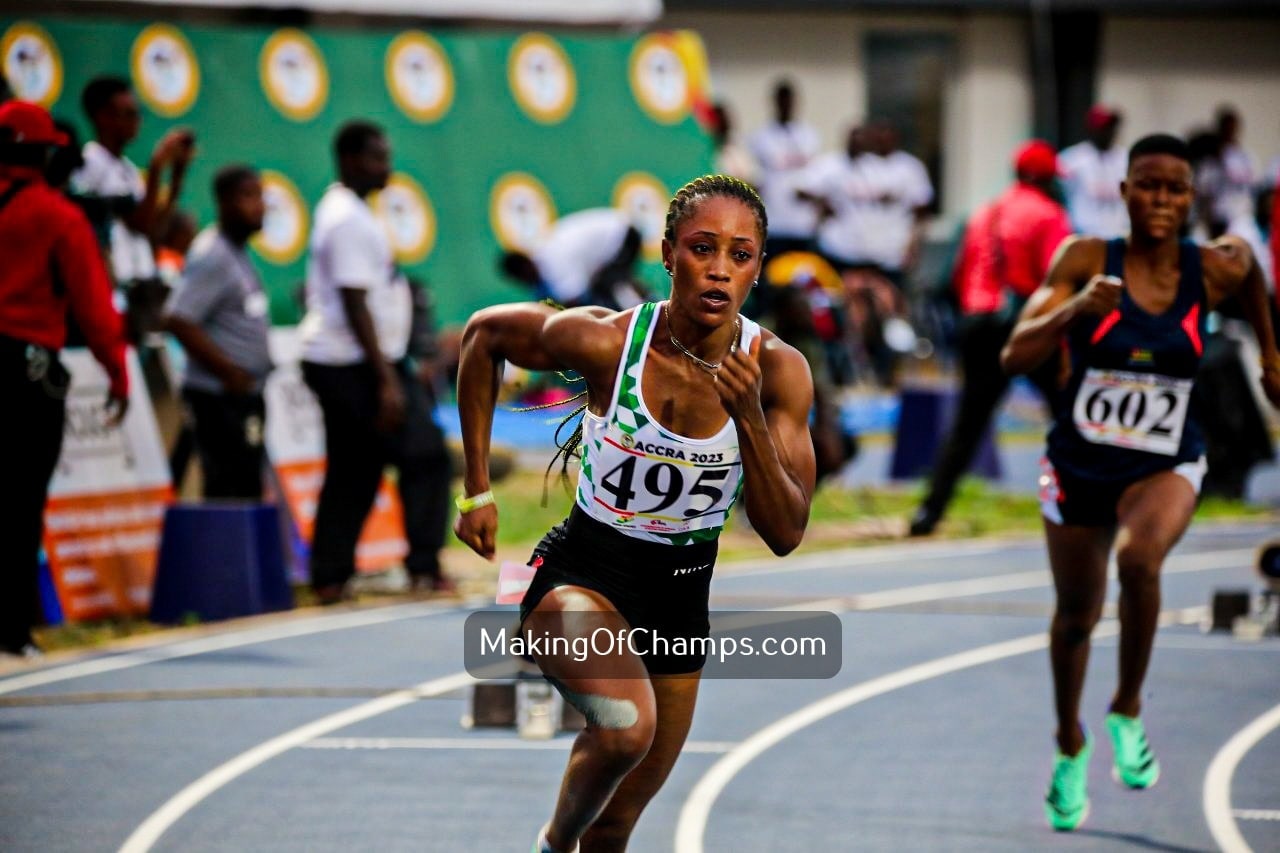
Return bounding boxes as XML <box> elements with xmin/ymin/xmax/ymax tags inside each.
<box><xmin>716</xmin><ymin>332</ymin><xmax>817</xmax><ymax>556</ymax></box>
<box><xmin>1204</xmin><ymin>237</ymin><xmax>1280</xmax><ymax>408</ymax></box>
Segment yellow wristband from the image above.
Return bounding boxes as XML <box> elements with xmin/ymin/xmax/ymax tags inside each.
<box><xmin>1262</xmin><ymin>357</ymin><xmax>1280</xmax><ymax>374</ymax></box>
<box><xmin>455</xmin><ymin>490</ymin><xmax>495</xmax><ymax>514</ymax></box>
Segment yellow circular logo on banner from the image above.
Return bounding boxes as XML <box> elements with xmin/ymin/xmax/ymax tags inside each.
<box><xmin>2</xmin><ymin>22</ymin><xmax>62</xmax><ymax>108</ymax></box>
<box><xmin>612</xmin><ymin>172</ymin><xmax>669</xmax><ymax>259</ymax></box>
<box><xmin>130</xmin><ymin>25</ymin><xmax>200</xmax><ymax>117</ymax></box>
<box><xmin>490</xmin><ymin>172</ymin><xmax>556</xmax><ymax>253</ymax></box>
<box><xmin>252</xmin><ymin>171</ymin><xmax>309</xmax><ymax>265</ymax></box>
<box><xmin>374</xmin><ymin>173</ymin><xmax>437</xmax><ymax>264</ymax></box>
<box><xmin>260</xmin><ymin>29</ymin><xmax>328</xmax><ymax>122</ymax></box>
<box><xmin>385</xmin><ymin>31</ymin><xmax>454</xmax><ymax>124</ymax></box>
<box><xmin>508</xmin><ymin>33</ymin><xmax>575</xmax><ymax>125</ymax></box>
<box><xmin>629</xmin><ymin>35</ymin><xmax>689</xmax><ymax>124</ymax></box>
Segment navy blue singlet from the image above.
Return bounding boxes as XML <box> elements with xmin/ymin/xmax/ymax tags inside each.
<box><xmin>1046</xmin><ymin>238</ymin><xmax>1208</xmax><ymax>482</ymax></box>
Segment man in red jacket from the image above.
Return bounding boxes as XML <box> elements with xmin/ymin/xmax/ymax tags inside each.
<box><xmin>0</xmin><ymin>101</ymin><xmax>129</xmax><ymax>658</ymax></box>
<box><xmin>909</xmin><ymin>140</ymin><xmax>1072</xmax><ymax>535</ymax></box>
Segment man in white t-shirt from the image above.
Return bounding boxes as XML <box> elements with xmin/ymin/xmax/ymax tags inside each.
<box><xmin>499</xmin><ymin>208</ymin><xmax>645</xmax><ymax>310</ymax></box>
<box><xmin>299</xmin><ymin>120</ymin><xmax>452</xmax><ymax>602</ymax></box>
<box><xmin>748</xmin><ymin>79</ymin><xmax>822</xmax><ymax>257</ymax></box>
<box><xmin>1058</xmin><ymin>105</ymin><xmax>1127</xmax><ymax>238</ymax></box>
<box><xmin>798</xmin><ymin>124</ymin><xmax>875</xmax><ymax>268</ymax></box>
<box><xmin>71</xmin><ymin>76</ymin><xmax>193</xmax><ymax>314</ymax></box>
<box><xmin>861</xmin><ymin>119</ymin><xmax>934</xmax><ymax>283</ymax></box>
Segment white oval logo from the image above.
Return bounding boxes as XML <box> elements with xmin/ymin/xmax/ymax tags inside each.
<box><xmin>252</xmin><ymin>170</ymin><xmax>309</xmax><ymax>265</ymax></box>
<box><xmin>131</xmin><ymin>25</ymin><xmax>200</xmax><ymax>117</ymax></box>
<box><xmin>260</xmin><ymin>29</ymin><xmax>328</xmax><ymax>122</ymax></box>
<box><xmin>629</xmin><ymin>35</ymin><xmax>688</xmax><ymax>124</ymax></box>
<box><xmin>386</xmin><ymin>31</ymin><xmax>454</xmax><ymax>123</ymax></box>
<box><xmin>490</xmin><ymin>172</ymin><xmax>556</xmax><ymax>253</ymax></box>
<box><xmin>508</xmin><ymin>33</ymin><xmax>575</xmax><ymax>124</ymax></box>
<box><xmin>613</xmin><ymin>172</ymin><xmax>669</xmax><ymax>259</ymax></box>
<box><xmin>2</xmin><ymin>22</ymin><xmax>62</xmax><ymax>108</ymax></box>
<box><xmin>374</xmin><ymin>173</ymin><xmax>437</xmax><ymax>264</ymax></box>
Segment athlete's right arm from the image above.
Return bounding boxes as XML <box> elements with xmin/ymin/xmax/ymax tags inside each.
<box><xmin>1000</xmin><ymin>237</ymin><xmax>1117</xmax><ymax>375</ymax></box>
<box><xmin>453</xmin><ymin>303</ymin><xmax>618</xmax><ymax>559</ymax></box>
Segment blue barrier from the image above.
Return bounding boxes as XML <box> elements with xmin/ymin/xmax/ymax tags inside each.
<box><xmin>37</xmin><ymin>551</ymin><xmax>63</xmax><ymax>626</ymax></box>
<box><xmin>150</xmin><ymin>503</ymin><xmax>293</xmax><ymax>624</ymax></box>
<box><xmin>890</xmin><ymin>386</ymin><xmax>1001</xmax><ymax>481</ymax></box>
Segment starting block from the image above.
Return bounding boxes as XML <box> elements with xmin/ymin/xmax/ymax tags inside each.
<box><xmin>150</xmin><ymin>503</ymin><xmax>293</xmax><ymax>623</ymax></box>
<box><xmin>462</xmin><ymin>676</ymin><xmax>585</xmax><ymax>738</ymax></box>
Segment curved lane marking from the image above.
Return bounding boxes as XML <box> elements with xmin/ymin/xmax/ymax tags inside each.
<box><xmin>1204</xmin><ymin>702</ymin><xmax>1280</xmax><ymax>853</ymax></box>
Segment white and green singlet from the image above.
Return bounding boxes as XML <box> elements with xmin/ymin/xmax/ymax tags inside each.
<box><xmin>575</xmin><ymin>301</ymin><xmax>759</xmax><ymax>545</ymax></box>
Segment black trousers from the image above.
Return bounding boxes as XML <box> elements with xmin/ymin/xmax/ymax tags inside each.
<box><xmin>0</xmin><ymin>338</ymin><xmax>68</xmax><ymax>651</ymax></box>
<box><xmin>183</xmin><ymin>388</ymin><xmax>266</xmax><ymax>500</ymax></box>
<box><xmin>301</xmin><ymin>359</ymin><xmax>451</xmax><ymax>588</ymax></box>
<box><xmin>919</xmin><ymin>312</ymin><xmax>1058</xmax><ymax>519</ymax></box>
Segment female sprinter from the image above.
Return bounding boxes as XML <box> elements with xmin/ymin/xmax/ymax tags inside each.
<box><xmin>1001</xmin><ymin>134</ymin><xmax>1280</xmax><ymax>831</ymax></box>
<box><xmin>453</xmin><ymin>175</ymin><xmax>817</xmax><ymax>852</ymax></box>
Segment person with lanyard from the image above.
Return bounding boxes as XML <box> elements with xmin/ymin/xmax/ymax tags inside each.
<box><xmin>0</xmin><ymin>101</ymin><xmax>129</xmax><ymax>658</ymax></box>
<box><xmin>1001</xmin><ymin>134</ymin><xmax>1280</xmax><ymax>831</ymax></box>
<box><xmin>909</xmin><ymin>140</ymin><xmax>1072</xmax><ymax>536</ymax></box>
<box><xmin>164</xmin><ymin>165</ymin><xmax>272</xmax><ymax>499</ymax></box>
<box><xmin>453</xmin><ymin>175</ymin><xmax>817</xmax><ymax>853</ymax></box>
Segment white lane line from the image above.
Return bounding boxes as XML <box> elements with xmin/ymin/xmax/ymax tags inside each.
<box><xmin>1204</xmin><ymin>702</ymin><xmax>1280</xmax><ymax>853</ymax></box>
<box><xmin>117</xmin><ymin>671</ymin><xmax>475</xmax><ymax>853</ymax></box>
<box><xmin>1233</xmin><ymin>810</ymin><xmax>1280</xmax><ymax>822</ymax></box>
<box><xmin>674</xmin><ymin>607</ymin><xmax>1206</xmax><ymax>853</ymax></box>
<box><xmin>0</xmin><ymin>601</ymin><xmax>470</xmax><ymax>696</ymax></box>
<box><xmin>719</xmin><ymin>538</ymin><xmax>1029</xmax><ymax>579</ymax></box>
<box><xmin>773</xmin><ymin>548</ymin><xmax>1255</xmax><ymax>614</ymax></box>
<box><xmin>303</xmin><ymin>737</ymin><xmax>737</xmax><ymax>754</ymax></box>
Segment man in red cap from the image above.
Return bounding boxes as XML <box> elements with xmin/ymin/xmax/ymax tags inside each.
<box><xmin>909</xmin><ymin>139</ymin><xmax>1072</xmax><ymax>535</ymax></box>
<box><xmin>0</xmin><ymin>100</ymin><xmax>129</xmax><ymax>658</ymax></box>
<box><xmin>1059</xmin><ymin>104</ymin><xmax>1127</xmax><ymax>238</ymax></box>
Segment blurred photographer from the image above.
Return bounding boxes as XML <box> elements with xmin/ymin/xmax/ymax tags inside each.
<box><xmin>71</xmin><ymin>75</ymin><xmax>195</xmax><ymax>340</ymax></box>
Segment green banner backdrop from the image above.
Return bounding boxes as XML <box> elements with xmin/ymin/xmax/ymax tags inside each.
<box><xmin>2</xmin><ymin>17</ymin><xmax>715</xmax><ymax>325</ymax></box>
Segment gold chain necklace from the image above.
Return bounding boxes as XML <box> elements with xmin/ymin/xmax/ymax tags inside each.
<box><xmin>667</xmin><ymin>309</ymin><xmax>740</xmax><ymax>373</ymax></box>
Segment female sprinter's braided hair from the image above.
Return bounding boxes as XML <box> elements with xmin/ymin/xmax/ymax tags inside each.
<box><xmin>536</xmin><ymin>175</ymin><xmax>769</xmax><ymax>500</ymax></box>
<box><xmin>663</xmin><ymin>174</ymin><xmax>768</xmax><ymax>246</ymax></box>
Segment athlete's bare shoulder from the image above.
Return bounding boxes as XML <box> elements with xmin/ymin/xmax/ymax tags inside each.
<box><xmin>541</xmin><ymin>304</ymin><xmax>634</xmax><ymax>389</ymax></box>
<box><xmin>1201</xmin><ymin>235</ymin><xmax>1253</xmax><ymax>283</ymax></box>
<box><xmin>1050</xmin><ymin>235</ymin><xmax>1108</xmax><ymax>284</ymax></box>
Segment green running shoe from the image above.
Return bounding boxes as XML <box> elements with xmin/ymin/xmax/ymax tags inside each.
<box><xmin>1045</xmin><ymin>729</ymin><xmax>1092</xmax><ymax>832</ymax></box>
<box><xmin>1106</xmin><ymin>712</ymin><xmax>1160</xmax><ymax>789</ymax></box>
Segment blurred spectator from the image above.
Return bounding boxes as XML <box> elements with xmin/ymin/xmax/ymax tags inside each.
<box><xmin>71</xmin><ymin>76</ymin><xmax>194</xmax><ymax>339</ymax></box>
<box><xmin>909</xmin><ymin>140</ymin><xmax>1070</xmax><ymax>536</ymax></box>
<box><xmin>799</xmin><ymin>124</ymin><xmax>874</xmax><ymax>275</ymax></box>
<box><xmin>298</xmin><ymin>120</ymin><xmax>453</xmax><ymax>602</ymax></box>
<box><xmin>499</xmin><ymin>208</ymin><xmax>649</xmax><ymax>310</ymax></box>
<box><xmin>0</xmin><ymin>102</ymin><xmax>129</xmax><ymax>657</ymax></box>
<box><xmin>710</xmin><ymin>101</ymin><xmax>758</xmax><ymax>186</ymax></box>
<box><xmin>862</xmin><ymin>118</ymin><xmax>933</xmax><ymax>287</ymax></box>
<box><xmin>155</xmin><ymin>209</ymin><xmax>198</xmax><ymax>288</ymax></box>
<box><xmin>766</xmin><ymin>265</ymin><xmax>858</xmax><ymax>483</ymax></box>
<box><xmin>748</xmin><ymin>79</ymin><xmax>821</xmax><ymax>258</ymax></box>
<box><xmin>1272</xmin><ymin>162</ymin><xmax>1280</xmax><ymax>304</ymax></box>
<box><xmin>1058</xmin><ymin>105</ymin><xmax>1127</xmax><ymax>238</ymax></box>
<box><xmin>799</xmin><ymin>120</ymin><xmax>930</xmax><ymax>386</ymax></box>
<box><xmin>164</xmin><ymin>166</ymin><xmax>271</xmax><ymax>500</ymax></box>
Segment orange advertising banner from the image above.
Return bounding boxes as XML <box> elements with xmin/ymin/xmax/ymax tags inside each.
<box><xmin>41</xmin><ymin>349</ymin><xmax>173</xmax><ymax>622</ymax></box>
<box><xmin>43</xmin><ymin>487</ymin><xmax>172</xmax><ymax>621</ymax></box>
<box><xmin>274</xmin><ymin>459</ymin><xmax>408</xmax><ymax>573</ymax></box>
